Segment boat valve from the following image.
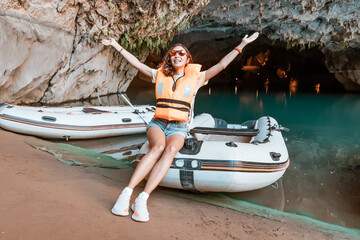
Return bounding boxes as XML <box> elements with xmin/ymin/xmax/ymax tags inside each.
<box><xmin>175</xmin><ymin>159</ymin><xmax>185</xmax><ymax>168</ymax></box>
<box><xmin>191</xmin><ymin>160</ymin><xmax>199</xmax><ymax>169</ymax></box>
<box><xmin>271</xmin><ymin>124</ymin><xmax>290</xmax><ymax>132</ymax></box>
<box><xmin>225</xmin><ymin>141</ymin><xmax>238</xmax><ymax>147</ymax></box>
<box><xmin>279</xmin><ymin>125</ymin><xmax>290</xmax><ymax>132</ymax></box>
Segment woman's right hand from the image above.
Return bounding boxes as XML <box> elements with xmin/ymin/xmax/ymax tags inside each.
<box><xmin>101</xmin><ymin>37</ymin><xmax>153</xmax><ymax>78</ymax></box>
<box><xmin>101</xmin><ymin>38</ymin><xmax>115</xmax><ymax>47</ymax></box>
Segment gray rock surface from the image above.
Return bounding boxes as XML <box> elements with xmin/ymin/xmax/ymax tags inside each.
<box><xmin>0</xmin><ymin>0</ymin><xmax>209</xmax><ymax>104</ymax></box>
<box><xmin>324</xmin><ymin>50</ymin><xmax>360</xmax><ymax>91</ymax></box>
<box><xmin>1</xmin><ymin>0</ymin><xmax>359</xmax><ymax>105</ymax></box>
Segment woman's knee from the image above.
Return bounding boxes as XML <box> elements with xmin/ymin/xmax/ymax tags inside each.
<box><xmin>165</xmin><ymin>144</ymin><xmax>181</xmax><ymax>155</ymax></box>
<box><xmin>150</xmin><ymin>144</ymin><xmax>165</xmax><ymax>154</ymax></box>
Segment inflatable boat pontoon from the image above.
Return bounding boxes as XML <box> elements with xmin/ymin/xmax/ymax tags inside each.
<box><xmin>0</xmin><ymin>103</ymin><xmax>154</xmax><ymax>140</ymax></box>
<box><xmin>135</xmin><ymin>113</ymin><xmax>290</xmax><ymax>192</ymax></box>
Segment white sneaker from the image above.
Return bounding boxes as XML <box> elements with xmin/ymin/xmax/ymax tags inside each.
<box><xmin>131</xmin><ymin>192</ymin><xmax>149</xmax><ymax>222</ymax></box>
<box><xmin>111</xmin><ymin>188</ymin><xmax>132</xmax><ymax>216</ymax></box>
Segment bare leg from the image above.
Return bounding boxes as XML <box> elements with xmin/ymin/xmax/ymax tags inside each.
<box><xmin>127</xmin><ymin>127</ymin><xmax>166</xmax><ymax>189</ymax></box>
<box><xmin>143</xmin><ymin>134</ymin><xmax>185</xmax><ymax>195</ymax></box>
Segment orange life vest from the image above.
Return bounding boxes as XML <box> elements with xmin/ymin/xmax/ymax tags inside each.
<box><xmin>154</xmin><ymin>64</ymin><xmax>202</xmax><ymax>122</ymax></box>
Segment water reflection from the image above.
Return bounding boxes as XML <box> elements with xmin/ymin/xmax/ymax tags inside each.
<box><xmin>289</xmin><ymin>78</ymin><xmax>298</xmax><ymax>96</ymax></box>
<box><xmin>226</xmin><ymin>179</ymin><xmax>286</xmax><ymax>211</ymax></box>
<box><xmin>264</xmin><ymin>79</ymin><xmax>269</xmax><ymax>94</ymax></box>
<box><xmin>70</xmin><ymin>134</ymin><xmax>147</xmax><ymax>161</ymax></box>
<box><xmin>285</xmin><ymin>137</ymin><xmax>360</xmax><ymax>227</ymax></box>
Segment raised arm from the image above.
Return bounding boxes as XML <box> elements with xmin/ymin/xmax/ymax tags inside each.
<box><xmin>204</xmin><ymin>32</ymin><xmax>259</xmax><ymax>82</ymax></box>
<box><xmin>102</xmin><ymin>38</ymin><xmax>153</xmax><ymax>78</ymax></box>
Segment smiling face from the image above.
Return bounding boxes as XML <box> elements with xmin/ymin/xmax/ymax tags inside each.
<box><xmin>170</xmin><ymin>46</ymin><xmax>189</xmax><ymax>70</ymax></box>
<box><xmin>161</xmin><ymin>43</ymin><xmax>193</xmax><ymax>77</ymax></box>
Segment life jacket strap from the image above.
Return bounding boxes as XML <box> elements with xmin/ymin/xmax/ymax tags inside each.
<box><xmin>155</xmin><ymin>104</ymin><xmax>189</xmax><ymax>112</ymax></box>
<box><xmin>156</xmin><ymin>98</ymin><xmax>191</xmax><ymax>108</ymax></box>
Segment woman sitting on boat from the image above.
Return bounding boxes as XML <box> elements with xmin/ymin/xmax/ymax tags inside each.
<box><xmin>102</xmin><ymin>32</ymin><xmax>259</xmax><ymax>222</ymax></box>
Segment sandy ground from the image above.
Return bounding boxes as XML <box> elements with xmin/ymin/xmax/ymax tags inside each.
<box><xmin>0</xmin><ymin>129</ymin><xmax>353</xmax><ymax>240</ymax></box>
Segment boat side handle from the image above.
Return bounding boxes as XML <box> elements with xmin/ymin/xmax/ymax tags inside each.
<box><xmin>42</xmin><ymin>116</ymin><xmax>57</xmax><ymax>122</ymax></box>
<box><xmin>270</xmin><ymin>152</ymin><xmax>281</xmax><ymax>161</ymax></box>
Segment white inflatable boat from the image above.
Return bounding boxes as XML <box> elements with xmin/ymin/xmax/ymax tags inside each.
<box><xmin>135</xmin><ymin>113</ymin><xmax>290</xmax><ymax>192</ymax></box>
<box><xmin>0</xmin><ymin>102</ymin><xmax>154</xmax><ymax>140</ymax></box>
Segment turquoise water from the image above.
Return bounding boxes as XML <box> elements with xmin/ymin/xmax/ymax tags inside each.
<box><xmin>126</xmin><ymin>87</ymin><xmax>360</xmax><ymax>228</ymax></box>
<box><xmin>196</xmin><ymin>89</ymin><xmax>360</xmax><ymax>228</ymax></box>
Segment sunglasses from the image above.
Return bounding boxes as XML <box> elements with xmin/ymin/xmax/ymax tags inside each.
<box><xmin>170</xmin><ymin>50</ymin><xmax>187</xmax><ymax>56</ymax></box>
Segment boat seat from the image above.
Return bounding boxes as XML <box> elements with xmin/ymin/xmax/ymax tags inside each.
<box><xmin>189</xmin><ymin>127</ymin><xmax>259</xmax><ymax>136</ymax></box>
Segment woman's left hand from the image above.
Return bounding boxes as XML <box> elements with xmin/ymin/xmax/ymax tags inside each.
<box><xmin>241</xmin><ymin>32</ymin><xmax>259</xmax><ymax>45</ymax></box>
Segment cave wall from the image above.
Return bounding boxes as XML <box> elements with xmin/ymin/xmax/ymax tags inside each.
<box><xmin>1</xmin><ymin>0</ymin><xmax>359</xmax><ymax>105</ymax></box>
<box><xmin>0</xmin><ymin>0</ymin><xmax>209</xmax><ymax>104</ymax></box>
<box><xmin>324</xmin><ymin>49</ymin><xmax>360</xmax><ymax>91</ymax></box>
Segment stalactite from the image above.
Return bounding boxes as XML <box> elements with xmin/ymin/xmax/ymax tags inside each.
<box><xmin>301</xmin><ymin>0</ymin><xmax>306</xmax><ymax>14</ymax></box>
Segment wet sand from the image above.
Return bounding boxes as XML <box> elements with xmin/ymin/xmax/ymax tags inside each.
<box><xmin>0</xmin><ymin>129</ymin><xmax>353</xmax><ymax>240</ymax></box>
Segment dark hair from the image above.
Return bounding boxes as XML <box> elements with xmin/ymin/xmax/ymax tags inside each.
<box><xmin>158</xmin><ymin>43</ymin><xmax>193</xmax><ymax>76</ymax></box>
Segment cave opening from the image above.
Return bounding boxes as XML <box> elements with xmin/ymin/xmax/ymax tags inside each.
<box><xmin>128</xmin><ymin>34</ymin><xmax>345</xmax><ymax>95</ymax></box>
<box><xmin>195</xmin><ymin>39</ymin><xmax>345</xmax><ymax>93</ymax></box>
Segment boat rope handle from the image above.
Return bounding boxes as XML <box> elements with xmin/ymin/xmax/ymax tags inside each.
<box><xmin>95</xmin><ymin>88</ymin><xmax>102</xmax><ymax>106</ymax></box>
<box><xmin>117</xmin><ymin>90</ymin><xmax>148</xmax><ymax>125</ymax></box>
